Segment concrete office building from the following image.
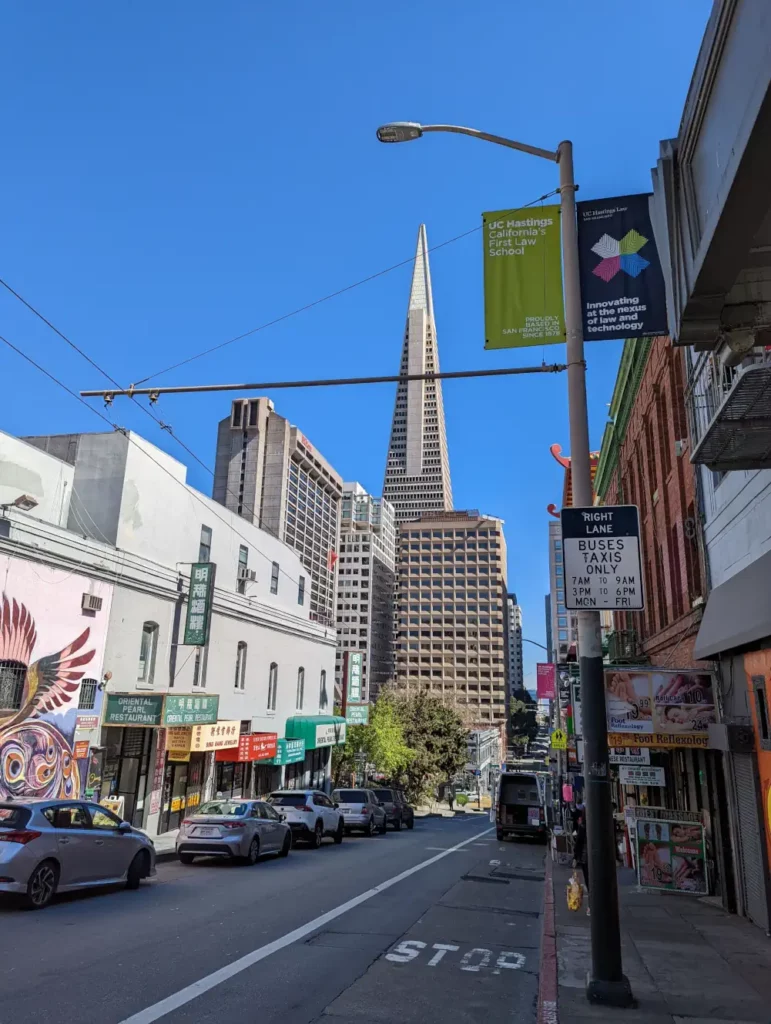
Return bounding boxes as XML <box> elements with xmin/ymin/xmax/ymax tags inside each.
<box><xmin>393</xmin><ymin>510</ymin><xmax>508</xmax><ymax>729</ymax></box>
<box><xmin>383</xmin><ymin>224</ymin><xmax>453</xmax><ymax>522</ymax></box>
<box><xmin>335</xmin><ymin>482</ymin><xmax>396</xmax><ymax>702</ymax></box>
<box><xmin>506</xmin><ymin>593</ymin><xmax>524</xmax><ymax>694</ymax></box>
<box><xmin>212</xmin><ymin>397</ymin><xmax>343</xmax><ymax>626</ymax></box>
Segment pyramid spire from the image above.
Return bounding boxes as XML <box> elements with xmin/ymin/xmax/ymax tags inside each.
<box><xmin>383</xmin><ymin>224</ymin><xmax>453</xmax><ymax>522</ymax></box>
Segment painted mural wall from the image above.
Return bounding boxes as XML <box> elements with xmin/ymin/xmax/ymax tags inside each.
<box><xmin>0</xmin><ymin>556</ymin><xmax>112</xmax><ymax>799</ymax></box>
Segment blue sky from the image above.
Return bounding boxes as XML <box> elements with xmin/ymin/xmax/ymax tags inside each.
<box><xmin>0</xmin><ymin>1</ymin><xmax>712</xmax><ymax>691</ymax></box>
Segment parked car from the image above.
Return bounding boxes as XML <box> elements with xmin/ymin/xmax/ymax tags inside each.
<box><xmin>176</xmin><ymin>799</ymin><xmax>291</xmax><ymax>864</ymax></box>
<box><xmin>332</xmin><ymin>789</ymin><xmax>388</xmax><ymax>836</ymax></box>
<box><xmin>372</xmin><ymin>788</ymin><xmax>415</xmax><ymax>830</ymax></box>
<box><xmin>0</xmin><ymin>799</ymin><xmax>156</xmax><ymax>910</ymax></box>
<box><xmin>267</xmin><ymin>790</ymin><xmax>344</xmax><ymax>847</ymax></box>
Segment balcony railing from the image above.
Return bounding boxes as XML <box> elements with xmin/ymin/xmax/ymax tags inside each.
<box><xmin>606</xmin><ymin>630</ymin><xmax>645</xmax><ymax>665</ymax></box>
<box><xmin>687</xmin><ymin>349</ymin><xmax>771</xmax><ymax>471</ymax></box>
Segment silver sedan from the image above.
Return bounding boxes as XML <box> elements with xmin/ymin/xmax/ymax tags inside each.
<box><xmin>0</xmin><ymin>799</ymin><xmax>156</xmax><ymax>910</ymax></box>
<box><xmin>176</xmin><ymin>798</ymin><xmax>291</xmax><ymax>864</ymax></box>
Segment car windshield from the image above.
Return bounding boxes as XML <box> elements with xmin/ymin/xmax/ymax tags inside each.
<box><xmin>268</xmin><ymin>793</ymin><xmax>308</xmax><ymax>807</ymax></box>
<box><xmin>197</xmin><ymin>801</ymin><xmax>248</xmax><ymax>817</ymax></box>
<box><xmin>373</xmin><ymin>790</ymin><xmax>394</xmax><ymax>801</ymax></box>
<box><xmin>0</xmin><ymin>805</ymin><xmax>30</xmax><ymax>829</ymax></box>
<box><xmin>334</xmin><ymin>790</ymin><xmax>368</xmax><ymax>803</ymax></box>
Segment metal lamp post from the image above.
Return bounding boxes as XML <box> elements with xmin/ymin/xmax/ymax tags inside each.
<box><xmin>376</xmin><ymin>121</ymin><xmax>632</xmax><ymax>1007</ymax></box>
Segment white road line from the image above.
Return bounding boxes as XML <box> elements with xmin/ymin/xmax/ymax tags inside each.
<box><xmin>119</xmin><ymin>825</ymin><xmax>493</xmax><ymax>1024</ymax></box>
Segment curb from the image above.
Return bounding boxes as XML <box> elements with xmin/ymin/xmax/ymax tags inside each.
<box><xmin>154</xmin><ymin>849</ymin><xmax>179</xmax><ymax>864</ymax></box>
<box><xmin>537</xmin><ymin>854</ymin><xmax>559</xmax><ymax>1024</ymax></box>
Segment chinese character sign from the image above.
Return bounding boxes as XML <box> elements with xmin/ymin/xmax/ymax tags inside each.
<box><xmin>483</xmin><ymin>205</ymin><xmax>565</xmax><ymax>349</ymax></box>
<box><xmin>189</xmin><ymin>721</ymin><xmax>241</xmax><ymax>752</ymax></box>
<box><xmin>163</xmin><ymin>694</ymin><xmax>219</xmax><ymax>726</ymax></box>
<box><xmin>347</xmin><ymin>652</ymin><xmax>363</xmax><ymax>704</ymax></box>
<box><xmin>183</xmin><ymin>562</ymin><xmax>216</xmax><ymax>646</ymax></box>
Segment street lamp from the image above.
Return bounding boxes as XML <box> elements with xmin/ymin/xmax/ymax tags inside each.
<box><xmin>376</xmin><ymin>121</ymin><xmax>632</xmax><ymax>1008</ymax></box>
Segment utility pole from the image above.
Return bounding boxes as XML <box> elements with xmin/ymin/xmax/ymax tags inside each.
<box><xmin>376</xmin><ymin>122</ymin><xmax>632</xmax><ymax>1008</ymax></box>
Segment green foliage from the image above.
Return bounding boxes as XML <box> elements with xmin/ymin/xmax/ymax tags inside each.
<box><xmin>331</xmin><ymin>695</ymin><xmax>413</xmax><ymax>787</ymax></box>
<box><xmin>510</xmin><ymin>686</ymin><xmax>538</xmax><ymax>747</ymax></box>
<box><xmin>455</xmin><ymin>792</ymin><xmax>469</xmax><ymax>807</ymax></box>
<box><xmin>391</xmin><ymin>691</ymin><xmax>469</xmax><ymax>804</ymax></box>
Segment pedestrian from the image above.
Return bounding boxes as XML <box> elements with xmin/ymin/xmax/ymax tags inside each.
<box><xmin>573</xmin><ymin>810</ymin><xmax>590</xmax><ymax>916</ymax></box>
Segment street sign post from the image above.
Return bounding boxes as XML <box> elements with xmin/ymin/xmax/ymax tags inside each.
<box><xmin>560</xmin><ymin>506</ymin><xmax>644</xmax><ymax>611</ymax></box>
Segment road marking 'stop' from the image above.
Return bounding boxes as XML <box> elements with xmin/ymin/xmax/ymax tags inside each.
<box><xmin>119</xmin><ymin>823</ymin><xmax>494</xmax><ymax>1024</ymax></box>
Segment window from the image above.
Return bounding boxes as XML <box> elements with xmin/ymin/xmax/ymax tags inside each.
<box><xmin>557</xmin><ymin>617</ymin><xmax>567</xmax><ymax>628</ymax></box>
<box><xmin>267</xmin><ymin>662</ymin><xmax>278</xmax><ymax>711</ymax></box>
<box><xmin>237</xmin><ymin>545</ymin><xmax>249</xmax><ymax>595</ymax></box>
<box><xmin>87</xmin><ymin>805</ymin><xmax>123</xmax><ymax>830</ymax></box>
<box><xmin>78</xmin><ymin>678</ymin><xmax>98</xmax><ymax>710</ymax></box>
<box><xmin>271</xmin><ymin>561</ymin><xmax>280</xmax><ymax>595</ymax></box>
<box><xmin>138</xmin><ymin>622</ymin><xmax>158</xmax><ymax>684</ymax></box>
<box><xmin>0</xmin><ymin>661</ymin><xmax>25</xmax><ymax>709</ymax></box>
<box><xmin>298</xmin><ymin>575</ymin><xmax>306</xmax><ymax>606</ymax></box>
<box><xmin>296</xmin><ymin>667</ymin><xmax>305</xmax><ymax>709</ymax></box>
<box><xmin>235</xmin><ymin>642</ymin><xmax>247</xmax><ymax>689</ymax></box>
<box><xmin>558</xmin><ymin>630</ymin><xmax>568</xmax><ymax>641</ymax></box>
<box><xmin>43</xmin><ymin>805</ymin><xmax>90</xmax><ymax>829</ymax></box>
<box><xmin>319</xmin><ymin>669</ymin><xmax>328</xmax><ymax>709</ymax></box>
<box><xmin>199</xmin><ymin>525</ymin><xmax>212</xmax><ymax>563</ymax></box>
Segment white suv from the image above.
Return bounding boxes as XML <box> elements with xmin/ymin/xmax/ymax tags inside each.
<box><xmin>268</xmin><ymin>790</ymin><xmax>344</xmax><ymax>848</ymax></box>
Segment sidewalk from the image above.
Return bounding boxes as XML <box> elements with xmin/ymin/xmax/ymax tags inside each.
<box><xmin>552</xmin><ymin>862</ymin><xmax>771</xmax><ymax>1023</ymax></box>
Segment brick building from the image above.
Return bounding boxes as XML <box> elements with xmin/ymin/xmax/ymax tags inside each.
<box><xmin>594</xmin><ymin>336</ymin><xmax>709</xmax><ymax>669</ymax></box>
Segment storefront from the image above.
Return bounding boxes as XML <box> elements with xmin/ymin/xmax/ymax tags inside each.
<box><xmin>101</xmin><ymin>694</ymin><xmax>166</xmax><ymax>827</ymax></box>
<box><xmin>269</xmin><ymin>738</ymin><xmax>306</xmax><ymax>789</ymax></box>
<box><xmin>214</xmin><ymin>732</ymin><xmax>279</xmax><ymax>798</ymax></box>
<box><xmin>284</xmin><ymin>715</ymin><xmax>346</xmax><ymax>791</ymax></box>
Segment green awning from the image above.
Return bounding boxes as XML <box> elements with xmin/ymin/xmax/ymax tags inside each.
<box><xmin>285</xmin><ymin>715</ymin><xmax>347</xmax><ymax>750</ymax></box>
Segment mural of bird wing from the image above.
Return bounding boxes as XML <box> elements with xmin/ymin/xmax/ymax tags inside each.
<box><xmin>24</xmin><ymin>629</ymin><xmax>95</xmax><ymax>717</ymax></box>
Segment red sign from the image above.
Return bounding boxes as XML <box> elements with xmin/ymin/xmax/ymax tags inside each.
<box><xmin>537</xmin><ymin>663</ymin><xmax>556</xmax><ymax>700</ymax></box>
<box><xmin>215</xmin><ymin>733</ymin><xmax>278</xmax><ymax>763</ymax></box>
<box><xmin>73</xmin><ymin>740</ymin><xmax>90</xmax><ymax>760</ymax></box>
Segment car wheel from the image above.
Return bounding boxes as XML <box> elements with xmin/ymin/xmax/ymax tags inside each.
<box><xmin>246</xmin><ymin>837</ymin><xmax>260</xmax><ymax>865</ymax></box>
<box><xmin>406</xmin><ymin>816</ymin><xmax>414</xmax><ymax>830</ymax></box>
<box><xmin>24</xmin><ymin>860</ymin><xmax>58</xmax><ymax>910</ymax></box>
<box><xmin>393</xmin><ymin>816</ymin><xmax>402</xmax><ymax>831</ymax></box>
<box><xmin>178</xmin><ymin>853</ymin><xmax>195</xmax><ymax>865</ymax></box>
<box><xmin>367</xmin><ymin>816</ymin><xmax>377</xmax><ymax>837</ymax></box>
<box><xmin>279</xmin><ymin>831</ymin><xmax>292</xmax><ymax>857</ymax></box>
<box><xmin>334</xmin><ymin>820</ymin><xmax>344</xmax><ymax>844</ymax></box>
<box><xmin>126</xmin><ymin>851</ymin><xmax>150</xmax><ymax>890</ymax></box>
<box><xmin>496</xmin><ymin>829</ymin><xmax>504</xmax><ymax>842</ymax></box>
<box><xmin>312</xmin><ymin>821</ymin><xmax>323</xmax><ymax>848</ymax></box>
<box><xmin>379</xmin><ymin>816</ymin><xmax>388</xmax><ymax>835</ymax></box>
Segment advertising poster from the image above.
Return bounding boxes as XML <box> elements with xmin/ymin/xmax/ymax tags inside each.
<box><xmin>483</xmin><ymin>205</ymin><xmax>565</xmax><ymax>348</ymax></box>
<box><xmin>605</xmin><ymin>669</ymin><xmax>716</xmax><ymax>743</ymax></box>
<box><xmin>577</xmin><ymin>194</ymin><xmax>667</xmax><ymax>341</ymax></box>
<box><xmin>636</xmin><ymin>819</ymin><xmax>707</xmax><ymax>895</ymax></box>
<box><xmin>536</xmin><ymin>663</ymin><xmax>556</xmax><ymax>700</ymax></box>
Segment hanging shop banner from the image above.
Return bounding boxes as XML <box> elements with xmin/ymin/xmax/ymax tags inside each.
<box><xmin>347</xmin><ymin>652</ymin><xmax>364</xmax><ymax>704</ymax></box>
<box><xmin>577</xmin><ymin>194</ymin><xmax>667</xmax><ymax>342</ymax></box>
<box><xmin>636</xmin><ymin>818</ymin><xmax>707</xmax><ymax>894</ymax></box>
<box><xmin>103</xmin><ymin>694</ymin><xmax>164</xmax><ymax>727</ymax></box>
<box><xmin>346</xmin><ymin>705</ymin><xmax>370</xmax><ymax>726</ymax></box>
<box><xmin>269</xmin><ymin>738</ymin><xmax>306</xmax><ymax>766</ymax></box>
<box><xmin>609</xmin><ymin>746</ymin><xmax>650</xmax><ymax>765</ymax></box>
<box><xmin>166</xmin><ymin>726</ymin><xmax>193</xmax><ymax>759</ymax></box>
<box><xmin>190</xmin><ymin>720</ymin><xmax>241</xmax><ymax>752</ymax></box>
<box><xmin>183</xmin><ymin>562</ymin><xmax>216</xmax><ymax>646</ymax></box>
<box><xmin>619</xmin><ymin>765</ymin><xmax>666</xmax><ymax>787</ymax></box>
<box><xmin>163</xmin><ymin>694</ymin><xmax>219</xmax><ymax>726</ymax></box>
<box><xmin>536</xmin><ymin>663</ymin><xmax>556</xmax><ymax>700</ymax></box>
<box><xmin>215</xmin><ymin>732</ymin><xmax>279</xmax><ymax>763</ymax></box>
<box><xmin>148</xmin><ymin>730</ymin><xmax>167</xmax><ymax>816</ymax></box>
<box><xmin>605</xmin><ymin>670</ymin><xmax>716</xmax><ymax>744</ymax></box>
<box><xmin>483</xmin><ymin>205</ymin><xmax>565</xmax><ymax>349</ymax></box>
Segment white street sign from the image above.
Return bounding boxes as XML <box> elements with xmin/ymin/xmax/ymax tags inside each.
<box><xmin>618</xmin><ymin>765</ymin><xmax>665</xmax><ymax>787</ymax></box>
<box><xmin>560</xmin><ymin>505</ymin><xmax>644</xmax><ymax>611</ymax></box>
<box><xmin>609</xmin><ymin>746</ymin><xmax>650</xmax><ymax>765</ymax></box>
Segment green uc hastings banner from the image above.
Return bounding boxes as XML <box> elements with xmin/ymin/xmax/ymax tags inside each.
<box><xmin>483</xmin><ymin>205</ymin><xmax>565</xmax><ymax>349</ymax></box>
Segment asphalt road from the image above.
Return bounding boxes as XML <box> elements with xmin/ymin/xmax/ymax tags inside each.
<box><xmin>1</xmin><ymin>816</ymin><xmax>545</xmax><ymax>1024</ymax></box>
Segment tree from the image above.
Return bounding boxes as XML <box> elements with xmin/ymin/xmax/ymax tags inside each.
<box><xmin>510</xmin><ymin>687</ymin><xmax>538</xmax><ymax>748</ymax></box>
<box><xmin>331</xmin><ymin>694</ymin><xmax>413</xmax><ymax>787</ymax></box>
<box><xmin>391</xmin><ymin>691</ymin><xmax>468</xmax><ymax>804</ymax></box>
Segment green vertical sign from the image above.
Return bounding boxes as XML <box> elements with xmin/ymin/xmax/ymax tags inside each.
<box><xmin>347</xmin><ymin>652</ymin><xmax>363</xmax><ymax>704</ymax></box>
<box><xmin>183</xmin><ymin>562</ymin><xmax>216</xmax><ymax>646</ymax></box>
<box><xmin>483</xmin><ymin>205</ymin><xmax>565</xmax><ymax>349</ymax></box>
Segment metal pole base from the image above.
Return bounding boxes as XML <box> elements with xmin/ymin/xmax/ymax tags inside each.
<box><xmin>586</xmin><ymin>972</ymin><xmax>635</xmax><ymax>1008</ymax></box>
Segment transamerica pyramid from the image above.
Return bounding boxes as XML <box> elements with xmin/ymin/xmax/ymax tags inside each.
<box><xmin>383</xmin><ymin>224</ymin><xmax>453</xmax><ymax>522</ymax></box>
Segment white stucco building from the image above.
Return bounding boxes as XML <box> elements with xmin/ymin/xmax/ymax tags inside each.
<box><xmin>3</xmin><ymin>429</ymin><xmax>341</xmax><ymax>837</ymax></box>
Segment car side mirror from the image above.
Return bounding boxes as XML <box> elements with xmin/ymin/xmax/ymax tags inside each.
<box><xmin>118</xmin><ymin>822</ymin><xmax>132</xmax><ymax>834</ymax></box>
<box><xmin>334</xmin><ymin>802</ymin><xmax>339</xmax><ymax>809</ymax></box>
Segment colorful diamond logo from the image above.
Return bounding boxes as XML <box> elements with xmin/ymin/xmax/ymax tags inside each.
<box><xmin>591</xmin><ymin>229</ymin><xmax>650</xmax><ymax>282</ymax></box>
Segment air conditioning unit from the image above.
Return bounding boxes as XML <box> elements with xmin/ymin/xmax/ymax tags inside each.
<box><xmin>238</xmin><ymin>568</ymin><xmax>257</xmax><ymax>582</ymax></box>
<box><xmin>81</xmin><ymin>593</ymin><xmax>103</xmax><ymax>612</ymax></box>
